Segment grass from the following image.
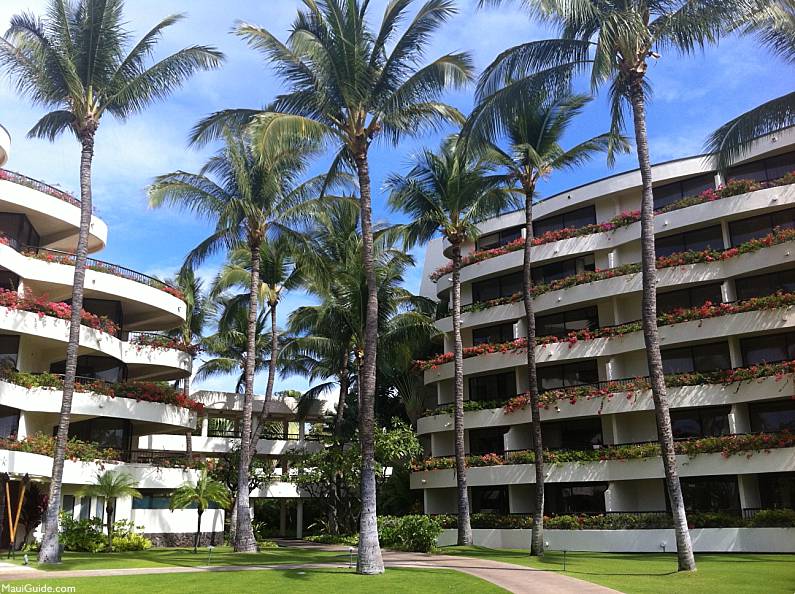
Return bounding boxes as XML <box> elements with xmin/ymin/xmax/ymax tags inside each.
<box><xmin>8</xmin><ymin>546</ymin><xmax>344</xmax><ymax>571</ymax></box>
<box><xmin>2</xmin><ymin>568</ymin><xmax>504</xmax><ymax>593</ymax></box>
<box><xmin>444</xmin><ymin>546</ymin><xmax>795</xmax><ymax>594</ymax></box>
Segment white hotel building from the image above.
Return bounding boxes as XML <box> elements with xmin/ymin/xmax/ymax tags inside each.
<box><xmin>413</xmin><ymin>129</ymin><xmax>795</xmax><ymax>551</ymax></box>
<box><xmin>0</xmin><ymin>127</ymin><xmax>321</xmax><ymax>548</ymax></box>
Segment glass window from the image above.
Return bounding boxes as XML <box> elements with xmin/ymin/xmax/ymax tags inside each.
<box><xmin>728</xmin><ymin>150</ymin><xmax>795</xmax><ymax>183</ymax></box>
<box><xmin>758</xmin><ymin>473</ymin><xmax>795</xmax><ymax>509</ymax></box>
<box><xmin>476</xmin><ymin>227</ymin><xmax>522</xmax><ymax>251</ymax></box>
<box><xmin>729</xmin><ymin>207</ymin><xmax>795</xmax><ymax>246</ymax></box>
<box><xmin>68</xmin><ymin>417</ymin><xmax>131</xmax><ymax>451</ymax></box>
<box><xmin>534</xmin><ymin>205</ymin><xmax>596</xmax><ymax>237</ymax></box>
<box><xmin>67</xmin><ymin>299</ymin><xmax>124</xmax><ymax>337</ymax></box>
<box><xmin>50</xmin><ymin>355</ymin><xmax>128</xmax><ymax>383</ymax></box>
<box><xmin>537</xmin><ymin>306</ymin><xmax>599</xmax><ymax>338</ymax></box>
<box><xmin>472</xmin><ymin>272</ymin><xmax>523</xmax><ymax>303</ymax></box>
<box><xmin>680</xmin><ymin>476</ymin><xmax>740</xmax><ymax>513</ymax></box>
<box><xmin>741</xmin><ymin>332</ymin><xmax>795</xmax><ymax>365</ymax></box>
<box><xmin>662</xmin><ymin>342</ymin><xmax>731</xmax><ymax>374</ymax></box>
<box><xmin>749</xmin><ymin>400</ymin><xmax>795</xmax><ymax>433</ymax></box>
<box><xmin>532</xmin><ymin>254</ymin><xmax>595</xmax><ymax>285</ymax></box>
<box><xmin>0</xmin><ymin>335</ymin><xmax>19</xmax><ymax>369</ymax></box>
<box><xmin>0</xmin><ymin>271</ymin><xmax>18</xmax><ymax>291</ymax></box>
<box><xmin>62</xmin><ymin>495</ymin><xmax>75</xmax><ymax>519</ymax></box>
<box><xmin>133</xmin><ymin>490</ymin><xmax>220</xmax><ymax>510</ymax></box>
<box><xmin>0</xmin><ymin>213</ymin><xmax>40</xmax><ymax>250</ymax></box>
<box><xmin>538</xmin><ymin>360</ymin><xmax>599</xmax><ymax>392</ymax></box>
<box><xmin>657</xmin><ymin>283</ymin><xmax>723</xmax><ymax>314</ymax></box>
<box><xmin>472</xmin><ymin>323</ymin><xmax>514</xmax><ymax>345</ymax></box>
<box><xmin>653</xmin><ymin>173</ymin><xmax>715</xmax><ymax>211</ymax></box>
<box><xmin>79</xmin><ymin>496</ymin><xmax>91</xmax><ymax>520</ymax></box>
<box><xmin>469</xmin><ymin>428</ymin><xmax>508</xmax><ymax>456</ymax></box>
<box><xmin>468</xmin><ymin>372</ymin><xmax>516</xmax><ymax>402</ymax></box>
<box><xmin>542</xmin><ymin>417</ymin><xmax>602</xmax><ymax>450</ymax></box>
<box><xmin>735</xmin><ymin>269</ymin><xmax>795</xmax><ymax>300</ymax></box>
<box><xmin>0</xmin><ymin>405</ymin><xmax>19</xmax><ymax>439</ymax></box>
<box><xmin>545</xmin><ymin>483</ymin><xmax>607</xmax><ymax>515</ymax></box>
<box><xmin>670</xmin><ymin>406</ymin><xmax>730</xmax><ymax>439</ymax></box>
<box><xmin>655</xmin><ymin>225</ymin><xmax>723</xmax><ymax>257</ymax></box>
<box><xmin>471</xmin><ymin>486</ymin><xmax>509</xmax><ymax>514</ymax></box>
<box><xmin>765</xmin><ymin>151</ymin><xmax>795</xmax><ymax>180</ymax></box>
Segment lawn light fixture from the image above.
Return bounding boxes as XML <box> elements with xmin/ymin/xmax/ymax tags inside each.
<box><xmin>659</xmin><ymin>541</ymin><xmax>667</xmax><ymax>553</ymax></box>
<box><xmin>207</xmin><ymin>545</ymin><xmax>214</xmax><ymax>565</ymax></box>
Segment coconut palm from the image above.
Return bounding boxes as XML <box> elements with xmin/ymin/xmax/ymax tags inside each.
<box><xmin>465</xmin><ymin>92</ymin><xmax>625</xmax><ymax>555</ymax></box>
<box><xmin>191</xmin><ymin>1</ymin><xmax>471</xmax><ymax>572</ymax></box>
<box><xmin>706</xmin><ymin>2</ymin><xmax>795</xmax><ymax>171</ymax></box>
<box><xmin>475</xmin><ymin>0</ymin><xmax>757</xmax><ymax>571</ymax></box>
<box><xmin>149</xmin><ymin>132</ymin><xmax>323</xmax><ymax>552</ymax></box>
<box><xmin>0</xmin><ymin>0</ymin><xmax>223</xmax><ymax>563</ymax></box>
<box><xmin>387</xmin><ymin>135</ymin><xmax>516</xmax><ymax>545</ymax></box>
<box><xmin>79</xmin><ymin>470</ymin><xmax>141</xmax><ymax>552</ymax></box>
<box><xmin>170</xmin><ymin>469</ymin><xmax>231</xmax><ymax>553</ymax></box>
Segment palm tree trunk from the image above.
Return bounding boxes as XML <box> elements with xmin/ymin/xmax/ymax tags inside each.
<box><xmin>249</xmin><ymin>302</ymin><xmax>278</xmax><ymax>457</ymax></box>
<box><xmin>450</xmin><ymin>243</ymin><xmax>472</xmax><ymax>546</ymax></box>
<box><xmin>106</xmin><ymin>504</ymin><xmax>114</xmax><ymax>552</ymax></box>
<box><xmin>228</xmin><ymin>494</ymin><xmax>237</xmax><ymax>545</ymax></box>
<box><xmin>628</xmin><ymin>76</ymin><xmax>696</xmax><ymax>572</ymax></box>
<box><xmin>334</xmin><ymin>355</ymin><xmax>350</xmax><ymax>437</ymax></box>
<box><xmin>195</xmin><ymin>508</ymin><xmax>203</xmax><ymax>553</ymax></box>
<box><xmin>521</xmin><ymin>187</ymin><xmax>544</xmax><ymax>557</ymax></box>
<box><xmin>38</xmin><ymin>129</ymin><xmax>96</xmax><ymax>564</ymax></box>
<box><xmin>353</xmin><ymin>151</ymin><xmax>384</xmax><ymax>575</ymax></box>
<box><xmin>234</xmin><ymin>237</ymin><xmax>261</xmax><ymax>553</ymax></box>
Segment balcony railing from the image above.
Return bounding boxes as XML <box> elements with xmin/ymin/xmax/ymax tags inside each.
<box><xmin>206</xmin><ymin>428</ymin><xmax>322</xmax><ymax>441</ymax></box>
<box><xmin>0</xmin><ymin>168</ymin><xmax>83</xmax><ymax>209</ymax></box>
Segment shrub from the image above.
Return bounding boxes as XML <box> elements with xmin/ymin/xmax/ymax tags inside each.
<box><xmin>59</xmin><ymin>513</ymin><xmax>106</xmax><ymax>552</ymax></box>
<box><xmin>749</xmin><ymin>508</ymin><xmax>795</xmax><ymax>528</ymax></box>
<box><xmin>256</xmin><ymin>540</ymin><xmax>279</xmax><ymax>549</ymax></box>
<box><xmin>110</xmin><ymin>520</ymin><xmax>152</xmax><ymax>551</ymax></box>
<box><xmin>304</xmin><ymin>534</ymin><xmax>359</xmax><ymax>546</ymax></box>
<box><xmin>545</xmin><ymin>515</ymin><xmax>582</xmax><ymax>530</ymax></box>
<box><xmin>378</xmin><ymin>515</ymin><xmax>442</xmax><ymax>553</ymax></box>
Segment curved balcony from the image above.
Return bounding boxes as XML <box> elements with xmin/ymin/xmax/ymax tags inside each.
<box><xmin>0</xmin><ymin>125</ymin><xmax>10</xmax><ymax>167</ymax></box>
<box><xmin>138</xmin><ymin>433</ymin><xmax>324</xmax><ymax>456</ymax></box>
<box><xmin>0</xmin><ymin>306</ymin><xmax>191</xmax><ymax>381</ymax></box>
<box><xmin>424</xmin><ymin>307</ymin><xmax>795</xmax><ymax>384</ymax></box>
<box><xmin>0</xmin><ymin>169</ymin><xmax>107</xmax><ymax>252</ymax></box>
<box><xmin>434</xmin><ymin>184</ymin><xmax>795</xmax><ymax>297</ymax></box>
<box><xmin>0</xmin><ymin>244</ymin><xmax>185</xmax><ymax>329</ymax></box>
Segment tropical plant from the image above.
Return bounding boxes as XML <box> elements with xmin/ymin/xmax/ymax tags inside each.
<box><xmin>475</xmin><ymin>0</ymin><xmax>758</xmax><ymax>570</ymax></box>
<box><xmin>388</xmin><ymin>135</ymin><xmax>515</xmax><ymax>545</ymax></box>
<box><xmin>191</xmin><ymin>0</ymin><xmax>472</xmax><ymax>573</ymax></box>
<box><xmin>0</xmin><ymin>0</ymin><xmax>223</xmax><ymax>563</ymax></box>
<box><xmin>150</xmin><ymin>130</ymin><xmax>323</xmax><ymax>552</ymax></box>
<box><xmin>706</xmin><ymin>2</ymin><xmax>795</xmax><ymax>171</ymax></box>
<box><xmin>78</xmin><ymin>471</ymin><xmax>142</xmax><ymax>552</ymax></box>
<box><xmin>169</xmin><ymin>469</ymin><xmax>231</xmax><ymax>553</ymax></box>
<box><xmin>463</xmin><ymin>91</ymin><xmax>623</xmax><ymax>555</ymax></box>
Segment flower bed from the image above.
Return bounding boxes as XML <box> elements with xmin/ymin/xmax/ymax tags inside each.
<box><xmin>0</xmin><ymin>289</ymin><xmax>119</xmax><ymax>335</ymax></box>
<box><xmin>417</xmin><ymin>290</ymin><xmax>795</xmax><ymax>371</ymax></box>
<box><xmin>0</xmin><ymin>433</ymin><xmax>119</xmax><ymax>462</ymax></box>
<box><xmin>430</xmin><ymin>173</ymin><xmax>795</xmax><ymax>282</ymax></box>
<box><xmin>455</xmin><ymin>226</ymin><xmax>795</xmax><ymax>316</ymax></box>
<box><xmin>0</xmin><ymin>369</ymin><xmax>203</xmax><ymax>412</ymax></box>
<box><xmin>129</xmin><ymin>333</ymin><xmax>200</xmax><ymax>356</ymax></box>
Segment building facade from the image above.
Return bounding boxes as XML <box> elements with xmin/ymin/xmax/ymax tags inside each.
<box><xmin>412</xmin><ymin>129</ymin><xmax>795</xmax><ymax>549</ymax></box>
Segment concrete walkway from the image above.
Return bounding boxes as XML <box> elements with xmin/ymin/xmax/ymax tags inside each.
<box><xmin>0</xmin><ymin>546</ymin><xmax>620</xmax><ymax>594</ymax></box>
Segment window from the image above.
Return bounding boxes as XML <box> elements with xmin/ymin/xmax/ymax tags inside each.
<box><xmin>657</xmin><ymin>283</ymin><xmax>723</xmax><ymax>314</ymax></box>
<box><xmin>680</xmin><ymin>476</ymin><xmax>740</xmax><ymax>512</ymax></box>
<box><xmin>729</xmin><ymin>207</ymin><xmax>795</xmax><ymax>246</ymax></box>
<box><xmin>67</xmin><ymin>417</ymin><xmax>131</xmax><ymax>451</ymax></box>
<box><xmin>0</xmin><ymin>405</ymin><xmax>19</xmax><ymax>439</ymax></box>
<box><xmin>472</xmin><ymin>272</ymin><xmax>522</xmax><ymax>303</ymax></box>
<box><xmin>735</xmin><ymin>270</ymin><xmax>795</xmax><ymax>300</ymax></box>
<box><xmin>0</xmin><ymin>271</ymin><xmax>18</xmax><ymax>291</ymax></box>
<box><xmin>542</xmin><ymin>417</ymin><xmax>602</xmax><ymax>450</ymax></box>
<box><xmin>532</xmin><ymin>254</ymin><xmax>595</xmax><ymax>285</ymax></box>
<box><xmin>476</xmin><ymin>226</ymin><xmax>522</xmax><ymax>251</ymax></box>
<box><xmin>133</xmin><ymin>490</ymin><xmax>220</xmax><ymax>509</ymax></box>
<box><xmin>468</xmin><ymin>372</ymin><xmax>516</xmax><ymax>402</ymax></box>
<box><xmin>472</xmin><ymin>323</ymin><xmax>514</xmax><ymax>345</ymax></box>
<box><xmin>537</xmin><ymin>360</ymin><xmax>599</xmax><ymax>392</ymax></box>
<box><xmin>79</xmin><ymin>496</ymin><xmax>91</xmax><ymax>520</ymax></box>
<box><xmin>758</xmin><ymin>473</ymin><xmax>795</xmax><ymax>509</ymax></box>
<box><xmin>471</xmin><ymin>486</ymin><xmax>509</xmax><ymax>514</ymax></box>
<box><xmin>727</xmin><ymin>150</ymin><xmax>795</xmax><ymax>183</ymax></box>
<box><xmin>62</xmin><ymin>495</ymin><xmax>75</xmax><ymax>519</ymax></box>
<box><xmin>0</xmin><ymin>335</ymin><xmax>19</xmax><ymax>369</ymax></box>
<box><xmin>536</xmin><ymin>306</ymin><xmax>599</xmax><ymax>338</ymax></box>
<box><xmin>741</xmin><ymin>332</ymin><xmax>795</xmax><ymax>365</ymax></box>
<box><xmin>0</xmin><ymin>213</ymin><xmax>40</xmax><ymax>250</ymax></box>
<box><xmin>534</xmin><ymin>205</ymin><xmax>597</xmax><ymax>236</ymax></box>
<box><xmin>469</xmin><ymin>427</ymin><xmax>508</xmax><ymax>456</ymax></box>
<box><xmin>655</xmin><ymin>225</ymin><xmax>724</xmax><ymax>257</ymax></box>
<box><xmin>50</xmin><ymin>355</ymin><xmax>128</xmax><ymax>383</ymax></box>
<box><xmin>670</xmin><ymin>406</ymin><xmax>730</xmax><ymax>439</ymax></box>
<box><xmin>749</xmin><ymin>400</ymin><xmax>795</xmax><ymax>433</ymax></box>
<box><xmin>545</xmin><ymin>483</ymin><xmax>607</xmax><ymax>515</ymax></box>
<box><xmin>661</xmin><ymin>342</ymin><xmax>731</xmax><ymax>374</ymax></box>
<box><xmin>652</xmin><ymin>173</ymin><xmax>715</xmax><ymax>211</ymax></box>
<box><xmin>66</xmin><ymin>299</ymin><xmax>124</xmax><ymax>337</ymax></box>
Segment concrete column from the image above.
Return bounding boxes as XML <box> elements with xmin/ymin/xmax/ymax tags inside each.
<box><xmin>607</xmin><ymin>249</ymin><xmax>617</xmax><ymax>269</ymax></box>
<box><xmin>16</xmin><ymin>412</ymin><xmax>28</xmax><ymax>439</ymax></box>
<box><xmin>722</xmin><ymin>279</ymin><xmax>737</xmax><ymax>303</ymax></box>
<box><xmin>443</xmin><ymin>332</ymin><xmax>453</xmax><ymax>353</ymax></box>
<box><xmin>279</xmin><ymin>500</ymin><xmax>287</xmax><ymax>537</ymax></box>
<box><xmin>714</xmin><ymin>171</ymin><xmax>724</xmax><ymax>188</ymax></box>
<box><xmin>720</xmin><ymin>220</ymin><xmax>732</xmax><ymax>249</ymax></box>
<box><xmin>296</xmin><ymin>500</ymin><xmax>304</xmax><ymax>539</ymax></box>
<box><xmin>728</xmin><ymin>336</ymin><xmax>743</xmax><ymax>369</ymax></box>
<box><xmin>516</xmin><ymin>317</ymin><xmax>528</xmax><ymax>340</ymax></box>
<box><xmin>738</xmin><ymin>475</ymin><xmax>762</xmax><ymax>510</ymax></box>
<box><xmin>200</xmin><ymin>415</ymin><xmax>209</xmax><ymax>437</ymax></box>
<box><xmin>730</xmin><ymin>403</ymin><xmax>751</xmax><ymax>434</ymax></box>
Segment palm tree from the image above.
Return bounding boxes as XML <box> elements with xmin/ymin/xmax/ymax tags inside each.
<box><xmin>0</xmin><ymin>0</ymin><xmax>223</xmax><ymax>563</ymax></box>
<box><xmin>191</xmin><ymin>1</ymin><xmax>472</xmax><ymax>573</ymax></box>
<box><xmin>706</xmin><ymin>2</ymin><xmax>795</xmax><ymax>171</ymax></box>
<box><xmin>170</xmin><ymin>469</ymin><xmax>231</xmax><ymax>553</ymax></box>
<box><xmin>79</xmin><ymin>470</ymin><xmax>141</xmax><ymax>552</ymax></box>
<box><xmin>465</xmin><ymin>92</ymin><xmax>625</xmax><ymax>555</ymax></box>
<box><xmin>149</xmin><ymin>132</ymin><xmax>322</xmax><ymax>552</ymax></box>
<box><xmin>387</xmin><ymin>135</ymin><xmax>515</xmax><ymax>545</ymax></box>
<box><xmin>475</xmin><ymin>0</ymin><xmax>756</xmax><ymax>571</ymax></box>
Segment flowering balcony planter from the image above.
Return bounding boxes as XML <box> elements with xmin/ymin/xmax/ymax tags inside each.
<box><xmin>0</xmin><ymin>288</ymin><xmax>119</xmax><ymax>335</ymax></box>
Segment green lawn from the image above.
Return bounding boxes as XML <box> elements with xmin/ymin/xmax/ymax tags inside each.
<box><xmin>9</xmin><ymin>546</ymin><xmax>345</xmax><ymax>571</ymax></box>
<box><xmin>5</xmin><ymin>568</ymin><xmax>504</xmax><ymax>593</ymax></box>
<box><xmin>444</xmin><ymin>546</ymin><xmax>795</xmax><ymax>594</ymax></box>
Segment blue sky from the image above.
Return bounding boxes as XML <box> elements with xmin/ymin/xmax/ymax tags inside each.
<box><xmin>0</xmin><ymin>1</ymin><xmax>790</xmax><ymax>395</ymax></box>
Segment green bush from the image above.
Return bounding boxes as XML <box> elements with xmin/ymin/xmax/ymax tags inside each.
<box><xmin>256</xmin><ymin>540</ymin><xmax>279</xmax><ymax>549</ymax></box>
<box><xmin>545</xmin><ymin>515</ymin><xmax>582</xmax><ymax>530</ymax></box>
<box><xmin>749</xmin><ymin>508</ymin><xmax>795</xmax><ymax>528</ymax></box>
<box><xmin>59</xmin><ymin>513</ymin><xmax>106</xmax><ymax>553</ymax></box>
<box><xmin>111</xmin><ymin>520</ymin><xmax>152</xmax><ymax>551</ymax></box>
<box><xmin>378</xmin><ymin>515</ymin><xmax>442</xmax><ymax>553</ymax></box>
<box><xmin>304</xmin><ymin>534</ymin><xmax>359</xmax><ymax>546</ymax></box>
